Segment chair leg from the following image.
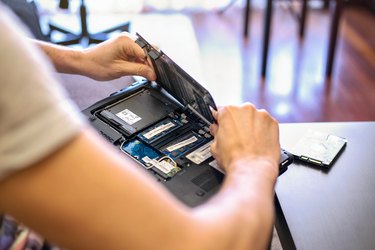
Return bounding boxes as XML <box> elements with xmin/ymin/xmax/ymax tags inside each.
<box><xmin>299</xmin><ymin>0</ymin><xmax>308</xmax><ymax>39</ymax></box>
<box><xmin>244</xmin><ymin>0</ymin><xmax>251</xmax><ymax>38</ymax></box>
<box><xmin>49</xmin><ymin>0</ymin><xmax>130</xmax><ymax>47</ymax></box>
<box><xmin>99</xmin><ymin>22</ymin><xmax>130</xmax><ymax>34</ymax></box>
<box><xmin>261</xmin><ymin>0</ymin><xmax>273</xmax><ymax>78</ymax></box>
<box><xmin>88</xmin><ymin>22</ymin><xmax>130</xmax><ymax>44</ymax></box>
<box><xmin>218</xmin><ymin>0</ymin><xmax>238</xmax><ymax>14</ymax></box>
<box><xmin>325</xmin><ymin>0</ymin><xmax>344</xmax><ymax>78</ymax></box>
<box><xmin>49</xmin><ymin>23</ymin><xmax>74</xmax><ymax>35</ymax></box>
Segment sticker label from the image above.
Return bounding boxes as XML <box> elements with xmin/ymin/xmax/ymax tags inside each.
<box><xmin>186</xmin><ymin>141</ymin><xmax>213</xmax><ymax>164</ymax></box>
<box><xmin>143</xmin><ymin>122</ymin><xmax>175</xmax><ymax>139</ymax></box>
<box><xmin>166</xmin><ymin>136</ymin><xmax>198</xmax><ymax>152</ymax></box>
<box><xmin>116</xmin><ymin>109</ymin><xmax>142</xmax><ymax>125</ymax></box>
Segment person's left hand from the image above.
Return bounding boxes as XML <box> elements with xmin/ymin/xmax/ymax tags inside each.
<box><xmin>80</xmin><ymin>33</ymin><xmax>156</xmax><ymax>81</ymax></box>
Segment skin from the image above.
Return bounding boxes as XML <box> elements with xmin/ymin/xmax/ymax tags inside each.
<box><xmin>0</xmin><ymin>32</ymin><xmax>281</xmax><ymax>250</ymax></box>
<box><xmin>35</xmin><ymin>33</ymin><xmax>157</xmax><ymax>81</ymax></box>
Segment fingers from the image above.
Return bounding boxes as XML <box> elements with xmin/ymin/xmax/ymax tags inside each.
<box><xmin>118</xmin><ymin>33</ymin><xmax>148</xmax><ymax>59</ymax></box>
<box><xmin>208</xmin><ymin>103</ymin><xmax>281</xmax><ymax>171</ymax></box>
<box><xmin>120</xmin><ymin>32</ymin><xmax>137</xmax><ymax>41</ymax></box>
<box><xmin>118</xmin><ymin>34</ymin><xmax>156</xmax><ymax>81</ymax></box>
<box><xmin>130</xmin><ymin>42</ymin><xmax>148</xmax><ymax>61</ymax></box>
<box><xmin>133</xmin><ymin>64</ymin><xmax>157</xmax><ymax>81</ymax></box>
<box><xmin>211</xmin><ymin>108</ymin><xmax>218</xmax><ymax>121</ymax></box>
<box><xmin>210</xmin><ymin>141</ymin><xmax>219</xmax><ymax>162</ymax></box>
<box><xmin>209</xmin><ymin>123</ymin><xmax>218</xmax><ymax>136</ymax></box>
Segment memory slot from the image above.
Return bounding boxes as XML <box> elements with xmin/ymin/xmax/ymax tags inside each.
<box><xmin>149</xmin><ymin>123</ymin><xmax>195</xmax><ymax>149</ymax></box>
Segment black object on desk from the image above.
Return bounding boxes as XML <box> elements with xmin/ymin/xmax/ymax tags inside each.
<box><xmin>49</xmin><ymin>0</ymin><xmax>130</xmax><ymax>46</ymax></box>
<box><xmin>276</xmin><ymin>122</ymin><xmax>375</xmax><ymax>250</ymax></box>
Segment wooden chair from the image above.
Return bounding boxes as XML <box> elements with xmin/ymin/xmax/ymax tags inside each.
<box><xmin>219</xmin><ymin>0</ymin><xmax>315</xmax><ymax>77</ymax></box>
<box><xmin>260</xmin><ymin>0</ymin><xmax>350</xmax><ymax>79</ymax></box>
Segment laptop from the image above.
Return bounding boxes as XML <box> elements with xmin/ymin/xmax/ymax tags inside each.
<box><xmin>82</xmin><ymin>33</ymin><xmax>293</xmax><ymax>207</ymax></box>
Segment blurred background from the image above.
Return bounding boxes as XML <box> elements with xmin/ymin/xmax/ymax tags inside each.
<box><xmin>2</xmin><ymin>1</ymin><xmax>374</xmax><ymax>249</ymax></box>
<box><xmin>6</xmin><ymin>0</ymin><xmax>375</xmax><ymax>123</ymax></box>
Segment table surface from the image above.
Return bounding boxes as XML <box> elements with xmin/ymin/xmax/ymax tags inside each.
<box><xmin>276</xmin><ymin>122</ymin><xmax>375</xmax><ymax>250</ymax></box>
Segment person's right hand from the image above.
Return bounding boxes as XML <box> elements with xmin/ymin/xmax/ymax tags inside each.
<box><xmin>209</xmin><ymin>103</ymin><xmax>280</xmax><ymax>173</ymax></box>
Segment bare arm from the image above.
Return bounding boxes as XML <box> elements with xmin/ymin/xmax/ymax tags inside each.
<box><xmin>1</xmin><ymin>7</ymin><xmax>279</xmax><ymax>250</ymax></box>
<box><xmin>35</xmin><ymin>34</ymin><xmax>156</xmax><ymax>81</ymax></box>
<box><xmin>0</xmin><ymin>104</ymin><xmax>279</xmax><ymax>250</ymax></box>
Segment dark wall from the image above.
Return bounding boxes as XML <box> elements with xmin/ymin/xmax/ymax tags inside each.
<box><xmin>367</xmin><ymin>0</ymin><xmax>375</xmax><ymax>12</ymax></box>
<box><xmin>350</xmin><ymin>0</ymin><xmax>375</xmax><ymax>12</ymax></box>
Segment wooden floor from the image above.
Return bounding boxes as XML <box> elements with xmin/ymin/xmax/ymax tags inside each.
<box><xmin>187</xmin><ymin>4</ymin><xmax>375</xmax><ymax>123</ymax></box>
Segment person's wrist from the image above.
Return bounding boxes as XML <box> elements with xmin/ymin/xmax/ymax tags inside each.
<box><xmin>226</xmin><ymin>156</ymin><xmax>279</xmax><ymax>182</ymax></box>
<box><xmin>73</xmin><ymin>49</ymin><xmax>99</xmax><ymax>79</ymax></box>
<box><xmin>60</xmin><ymin>48</ymin><xmax>86</xmax><ymax>76</ymax></box>
<box><xmin>76</xmin><ymin>49</ymin><xmax>90</xmax><ymax>74</ymax></box>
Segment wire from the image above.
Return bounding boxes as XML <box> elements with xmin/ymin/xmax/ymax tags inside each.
<box><xmin>158</xmin><ymin>156</ymin><xmax>177</xmax><ymax>167</ymax></box>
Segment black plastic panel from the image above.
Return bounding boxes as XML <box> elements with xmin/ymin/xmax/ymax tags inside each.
<box><xmin>135</xmin><ymin>33</ymin><xmax>217</xmax><ymax>125</ymax></box>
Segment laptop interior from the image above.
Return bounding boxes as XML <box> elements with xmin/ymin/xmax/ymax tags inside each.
<box><xmin>82</xmin><ymin>33</ymin><xmax>293</xmax><ymax>207</ymax></box>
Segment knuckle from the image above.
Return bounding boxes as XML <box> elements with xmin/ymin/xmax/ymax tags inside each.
<box><xmin>218</xmin><ymin>106</ymin><xmax>230</xmax><ymax>118</ymax></box>
<box><xmin>242</xmin><ymin>103</ymin><xmax>257</xmax><ymax>116</ymax></box>
<box><xmin>258</xmin><ymin>108</ymin><xmax>268</xmax><ymax>115</ymax></box>
<box><xmin>243</xmin><ymin>102</ymin><xmax>256</xmax><ymax>111</ymax></box>
<box><xmin>271</xmin><ymin>115</ymin><xmax>278</xmax><ymax>124</ymax></box>
<box><xmin>268</xmin><ymin>116</ymin><xmax>279</xmax><ymax>130</ymax></box>
<box><xmin>118</xmin><ymin>33</ymin><xmax>132</xmax><ymax>42</ymax></box>
<box><xmin>258</xmin><ymin>109</ymin><xmax>270</xmax><ymax>119</ymax></box>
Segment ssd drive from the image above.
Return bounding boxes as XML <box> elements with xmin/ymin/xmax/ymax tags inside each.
<box><xmin>98</xmin><ymin>88</ymin><xmax>177</xmax><ymax>136</ymax></box>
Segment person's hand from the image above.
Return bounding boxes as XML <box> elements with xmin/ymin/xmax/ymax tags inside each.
<box><xmin>210</xmin><ymin>103</ymin><xmax>280</xmax><ymax>173</ymax></box>
<box><xmin>81</xmin><ymin>33</ymin><xmax>156</xmax><ymax>81</ymax></box>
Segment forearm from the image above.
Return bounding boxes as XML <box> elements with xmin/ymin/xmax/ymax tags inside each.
<box><xmin>191</xmin><ymin>158</ymin><xmax>278</xmax><ymax>250</ymax></box>
<box><xmin>0</xmin><ymin>129</ymin><xmax>278</xmax><ymax>250</ymax></box>
<box><xmin>33</xmin><ymin>35</ymin><xmax>157</xmax><ymax>81</ymax></box>
<box><xmin>0</xmin><ymin>129</ymin><xmax>191</xmax><ymax>250</ymax></box>
<box><xmin>34</xmin><ymin>40</ymin><xmax>86</xmax><ymax>75</ymax></box>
